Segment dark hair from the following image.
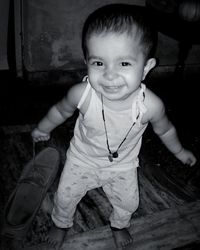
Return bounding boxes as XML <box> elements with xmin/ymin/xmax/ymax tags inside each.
<box><xmin>82</xmin><ymin>4</ymin><xmax>157</xmax><ymax>60</ymax></box>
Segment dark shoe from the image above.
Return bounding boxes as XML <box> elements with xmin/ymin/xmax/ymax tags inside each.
<box><xmin>1</xmin><ymin>147</ymin><xmax>60</xmax><ymax>240</ymax></box>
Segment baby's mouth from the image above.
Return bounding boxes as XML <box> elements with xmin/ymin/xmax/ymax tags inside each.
<box><xmin>103</xmin><ymin>85</ymin><xmax>123</xmax><ymax>92</ymax></box>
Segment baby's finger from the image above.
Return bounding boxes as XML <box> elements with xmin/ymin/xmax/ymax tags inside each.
<box><xmin>185</xmin><ymin>158</ymin><xmax>196</xmax><ymax>167</ymax></box>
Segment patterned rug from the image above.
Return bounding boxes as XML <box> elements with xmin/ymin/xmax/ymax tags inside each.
<box><xmin>0</xmin><ymin>117</ymin><xmax>199</xmax><ymax>249</ymax></box>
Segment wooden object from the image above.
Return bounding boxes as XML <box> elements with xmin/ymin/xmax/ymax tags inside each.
<box><xmin>60</xmin><ymin>201</ymin><xmax>200</xmax><ymax>250</ymax></box>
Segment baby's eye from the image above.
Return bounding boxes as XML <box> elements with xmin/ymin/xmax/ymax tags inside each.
<box><xmin>121</xmin><ymin>62</ymin><xmax>131</xmax><ymax>66</ymax></box>
<box><xmin>93</xmin><ymin>61</ymin><xmax>103</xmax><ymax>66</ymax></box>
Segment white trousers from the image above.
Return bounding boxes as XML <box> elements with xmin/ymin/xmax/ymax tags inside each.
<box><xmin>52</xmin><ymin>160</ymin><xmax>139</xmax><ymax>229</ymax></box>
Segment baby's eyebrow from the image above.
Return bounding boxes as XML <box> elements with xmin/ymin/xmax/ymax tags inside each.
<box><xmin>88</xmin><ymin>56</ymin><xmax>103</xmax><ymax>61</ymax></box>
<box><xmin>88</xmin><ymin>56</ymin><xmax>137</xmax><ymax>62</ymax></box>
<box><xmin>117</xmin><ymin>56</ymin><xmax>137</xmax><ymax>62</ymax></box>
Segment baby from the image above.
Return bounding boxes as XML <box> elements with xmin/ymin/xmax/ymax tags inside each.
<box><xmin>32</xmin><ymin>4</ymin><xmax>197</xmax><ymax>249</ymax></box>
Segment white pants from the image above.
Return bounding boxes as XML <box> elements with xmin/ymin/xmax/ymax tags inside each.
<box><xmin>52</xmin><ymin>160</ymin><xmax>139</xmax><ymax>229</ymax></box>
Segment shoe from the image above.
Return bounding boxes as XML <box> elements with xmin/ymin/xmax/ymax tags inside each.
<box><xmin>1</xmin><ymin>147</ymin><xmax>60</xmax><ymax>239</ymax></box>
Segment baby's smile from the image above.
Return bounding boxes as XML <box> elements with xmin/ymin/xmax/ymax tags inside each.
<box><xmin>102</xmin><ymin>84</ymin><xmax>124</xmax><ymax>93</ymax></box>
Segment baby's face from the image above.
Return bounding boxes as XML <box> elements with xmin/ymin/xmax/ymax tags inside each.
<box><xmin>86</xmin><ymin>31</ymin><xmax>149</xmax><ymax>102</ymax></box>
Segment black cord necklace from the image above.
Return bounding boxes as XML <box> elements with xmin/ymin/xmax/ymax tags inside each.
<box><xmin>101</xmin><ymin>94</ymin><xmax>140</xmax><ymax>162</ymax></box>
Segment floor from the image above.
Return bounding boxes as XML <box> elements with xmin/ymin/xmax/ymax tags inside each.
<box><xmin>0</xmin><ymin>68</ymin><xmax>200</xmax><ymax>249</ymax></box>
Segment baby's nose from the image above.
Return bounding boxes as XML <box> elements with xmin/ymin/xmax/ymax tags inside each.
<box><xmin>104</xmin><ymin>67</ymin><xmax>118</xmax><ymax>80</ymax></box>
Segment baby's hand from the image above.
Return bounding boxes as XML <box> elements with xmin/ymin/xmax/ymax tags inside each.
<box><xmin>175</xmin><ymin>148</ymin><xmax>197</xmax><ymax>166</ymax></box>
<box><xmin>31</xmin><ymin>128</ymin><xmax>50</xmax><ymax>142</ymax></box>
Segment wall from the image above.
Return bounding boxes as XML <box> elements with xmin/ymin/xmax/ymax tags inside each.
<box><xmin>22</xmin><ymin>0</ymin><xmax>148</xmax><ymax>72</ymax></box>
<box><xmin>0</xmin><ymin>0</ymin><xmax>10</xmax><ymax>69</ymax></box>
<box><xmin>15</xmin><ymin>0</ymin><xmax>200</xmax><ymax>75</ymax></box>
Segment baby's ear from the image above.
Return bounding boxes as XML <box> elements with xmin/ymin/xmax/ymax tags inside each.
<box><xmin>142</xmin><ymin>58</ymin><xmax>156</xmax><ymax>80</ymax></box>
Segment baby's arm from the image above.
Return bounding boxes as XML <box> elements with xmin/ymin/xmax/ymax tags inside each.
<box><xmin>32</xmin><ymin>82</ymin><xmax>86</xmax><ymax>142</ymax></box>
<box><xmin>148</xmin><ymin>91</ymin><xmax>197</xmax><ymax>166</ymax></box>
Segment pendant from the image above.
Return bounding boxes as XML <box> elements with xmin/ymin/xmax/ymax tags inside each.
<box><xmin>108</xmin><ymin>151</ymin><xmax>118</xmax><ymax>162</ymax></box>
<box><xmin>112</xmin><ymin>152</ymin><xmax>118</xmax><ymax>158</ymax></box>
<box><xmin>108</xmin><ymin>154</ymin><xmax>113</xmax><ymax>162</ymax></box>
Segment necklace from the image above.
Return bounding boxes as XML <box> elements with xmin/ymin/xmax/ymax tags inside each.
<box><xmin>101</xmin><ymin>94</ymin><xmax>140</xmax><ymax>162</ymax></box>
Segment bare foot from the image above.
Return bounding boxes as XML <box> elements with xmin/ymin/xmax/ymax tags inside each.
<box><xmin>46</xmin><ymin>223</ymin><xmax>68</xmax><ymax>250</ymax></box>
<box><xmin>111</xmin><ymin>226</ymin><xmax>133</xmax><ymax>249</ymax></box>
